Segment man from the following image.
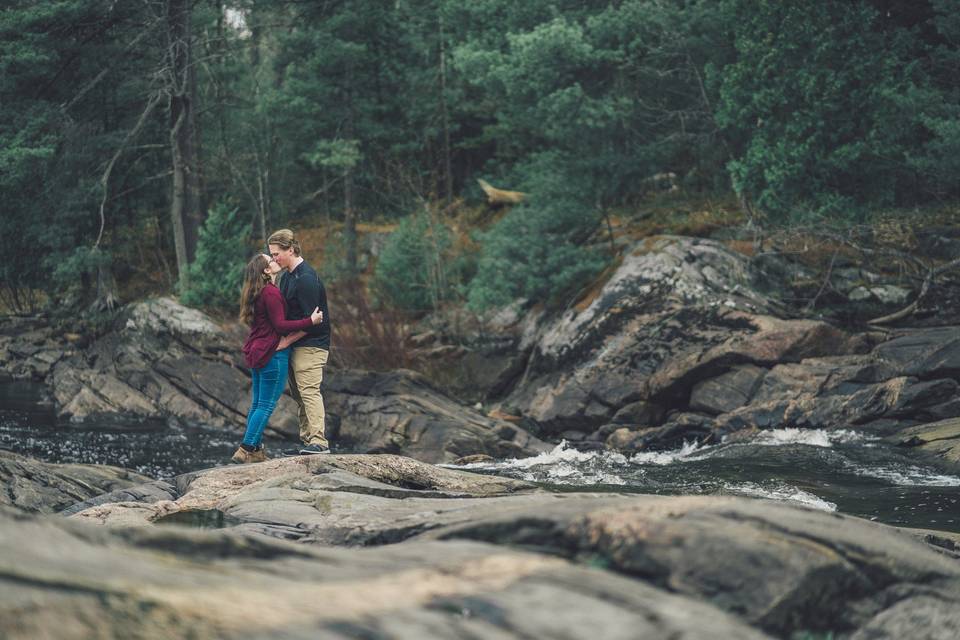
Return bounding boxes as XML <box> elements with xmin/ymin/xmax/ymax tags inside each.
<box><xmin>267</xmin><ymin>228</ymin><xmax>331</xmax><ymax>455</ymax></box>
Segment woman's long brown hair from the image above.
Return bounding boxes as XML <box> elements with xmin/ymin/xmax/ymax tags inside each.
<box><xmin>239</xmin><ymin>254</ymin><xmax>271</xmax><ymax>325</ymax></box>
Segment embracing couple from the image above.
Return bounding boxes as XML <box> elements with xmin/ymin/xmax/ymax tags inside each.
<box><xmin>232</xmin><ymin>228</ymin><xmax>331</xmax><ymax>464</ymax></box>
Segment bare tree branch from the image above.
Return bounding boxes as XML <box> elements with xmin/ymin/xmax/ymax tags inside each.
<box><xmin>60</xmin><ymin>21</ymin><xmax>161</xmax><ymax>114</ymax></box>
<box><xmin>95</xmin><ymin>90</ymin><xmax>165</xmax><ymax>249</ymax></box>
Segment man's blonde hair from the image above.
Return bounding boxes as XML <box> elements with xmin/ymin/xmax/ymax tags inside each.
<box><xmin>267</xmin><ymin>228</ymin><xmax>301</xmax><ymax>256</ymax></box>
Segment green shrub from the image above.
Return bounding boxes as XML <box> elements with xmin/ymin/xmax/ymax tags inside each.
<box><xmin>179</xmin><ymin>201</ymin><xmax>249</xmax><ymax>310</ymax></box>
<box><xmin>372</xmin><ymin>211</ymin><xmax>455</xmax><ymax>312</ymax></box>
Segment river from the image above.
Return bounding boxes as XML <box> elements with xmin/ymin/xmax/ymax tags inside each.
<box><xmin>3</xmin><ymin>381</ymin><xmax>959</xmax><ymax>534</ymax></box>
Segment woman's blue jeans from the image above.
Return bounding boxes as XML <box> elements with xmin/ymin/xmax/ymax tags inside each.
<box><xmin>242</xmin><ymin>348</ymin><xmax>290</xmax><ymax>447</ymax></box>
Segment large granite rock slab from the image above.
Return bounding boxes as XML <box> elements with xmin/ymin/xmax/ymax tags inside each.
<box><xmin>71</xmin><ymin>454</ymin><xmax>538</xmax><ymax>535</ymax></box>
<box><xmin>496</xmin><ymin>237</ymin><xmax>868</xmax><ymax>436</ymax></box>
<box><xmin>61</xmin><ymin>454</ymin><xmax>960</xmax><ymax>639</ymax></box>
<box><xmin>399</xmin><ymin>236</ymin><xmax>959</xmax><ymax>458</ymax></box>
<box><xmin>325</xmin><ymin>370</ymin><xmax>548</xmax><ymax>463</ymax></box>
<box><xmin>0</xmin><ymin>511</ymin><xmax>772</xmax><ymax>640</ymax></box>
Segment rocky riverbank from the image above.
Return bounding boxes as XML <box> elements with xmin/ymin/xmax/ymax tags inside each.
<box><xmin>0</xmin><ymin>298</ymin><xmax>547</xmax><ymax>464</ymax></box>
<box><xmin>3</xmin><ymin>453</ymin><xmax>960</xmax><ymax>639</ymax></box>
<box><xmin>3</xmin><ymin>237</ymin><xmax>960</xmax><ymax>638</ymax></box>
<box><xmin>415</xmin><ymin>236</ymin><xmax>960</xmax><ymax>472</ymax></box>
<box><xmin>2</xmin><ymin>235</ymin><xmax>958</xmax><ymax>470</ymax></box>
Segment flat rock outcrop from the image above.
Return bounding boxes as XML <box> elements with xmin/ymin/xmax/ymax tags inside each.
<box><xmin>1</xmin><ymin>511</ymin><xmax>771</xmax><ymax>640</ymax></box>
<box><xmin>326</xmin><ymin>370</ymin><xmax>548</xmax><ymax>463</ymax></box>
<box><xmin>0</xmin><ymin>298</ymin><xmax>547</xmax><ymax>463</ymax></box>
<box><xmin>40</xmin><ymin>454</ymin><xmax>960</xmax><ymax>639</ymax></box>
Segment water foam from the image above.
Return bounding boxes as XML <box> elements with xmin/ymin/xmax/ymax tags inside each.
<box><xmin>456</xmin><ymin>442</ymin><xmax>620</xmax><ymax>470</ymax></box>
<box><xmin>627</xmin><ymin>439</ymin><xmax>707</xmax><ymax>465</ymax></box>
<box><xmin>726</xmin><ymin>482</ymin><xmax>838</xmax><ymax>512</ymax></box>
<box><xmin>451</xmin><ymin>442</ymin><xmax>621</xmax><ymax>484</ymax></box>
<box><xmin>847</xmin><ymin>464</ymin><xmax>960</xmax><ymax>487</ymax></box>
<box><xmin>748</xmin><ymin>428</ymin><xmax>868</xmax><ymax>447</ymax></box>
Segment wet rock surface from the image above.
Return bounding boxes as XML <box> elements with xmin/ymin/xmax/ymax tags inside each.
<box><xmin>324</xmin><ymin>370</ymin><xmax>549</xmax><ymax>463</ymax></box>
<box><xmin>3</xmin><ymin>453</ymin><xmax>952</xmax><ymax>639</ymax></box>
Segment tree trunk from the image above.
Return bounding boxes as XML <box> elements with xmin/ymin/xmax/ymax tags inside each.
<box><xmin>184</xmin><ymin>6</ymin><xmax>205</xmax><ymax>260</ymax></box>
<box><xmin>91</xmin><ymin>252</ymin><xmax>120</xmax><ymax>312</ymax></box>
<box><xmin>170</xmin><ymin>110</ymin><xmax>190</xmax><ymax>290</ymax></box>
<box><xmin>438</xmin><ymin>12</ymin><xmax>453</xmax><ymax>204</ymax></box>
<box><xmin>343</xmin><ymin>166</ymin><xmax>357</xmax><ymax>275</ymax></box>
<box><xmin>343</xmin><ymin>79</ymin><xmax>358</xmax><ymax>276</ymax></box>
<box><xmin>166</xmin><ymin>0</ymin><xmax>204</xmax><ymax>288</ymax></box>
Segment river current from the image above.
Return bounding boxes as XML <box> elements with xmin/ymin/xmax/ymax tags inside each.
<box><xmin>2</xmin><ymin>381</ymin><xmax>959</xmax><ymax>534</ymax></box>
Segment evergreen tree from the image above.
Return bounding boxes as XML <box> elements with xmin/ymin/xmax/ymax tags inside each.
<box><xmin>0</xmin><ymin>1</ymin><xmax>168</xmax><ymax>309</ymax></box>
<box><xmin>180</xmin><ymin>202</ymin><xmax>250</xmax><ymax>310</ymax></box>
<box><xmin>715</xmin><ymin>0</ymin><xmax>960</xmax><ymax>222</ymax></box>
<box><xmin>372</xmin><ymin>210</ymin><xmax>455</xmax><ymax>312</ymax></box>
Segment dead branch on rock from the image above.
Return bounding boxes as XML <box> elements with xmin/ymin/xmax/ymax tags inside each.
<box><xmin>868</xmin><ymin>256</ymin><xmax>960</xmax><ymax>326</ymax></box>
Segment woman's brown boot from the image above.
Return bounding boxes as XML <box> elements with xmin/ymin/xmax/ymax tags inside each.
<box><xmin>231</xmin><ymin>446</ymin><xmax>268</xmax><ymax>464</ymax></box>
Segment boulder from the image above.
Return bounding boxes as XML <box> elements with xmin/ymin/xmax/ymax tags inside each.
<box><xmin>49</xmin><ymin>298</ymin><xmax>258</xmax><ymax>430</ymax></box>
<box><xmin>874</xmin><ymin>327</ymin><xmax>960</xmax><ymax>381</ymax></box>
<box><xmin>609</xmin><ymin>399</ymin><xmax>665</xmax><ymax>426</ymax></box>
<box><xmin>324</xmin><ymin>370</ymin><xmax>550</xmax><ymax>463</ymax></box>
<box><xmin>713</xmin><ymin>376</ymin><xmax>959</xmax><ymax>437</ymax></box>
<box><xmin>644</xmin><ymin>314</ymin><xmax>862</xmax><ymax>404</ymax></box>
<box><xmin>605</xmin><ymin>413</ymin><xmax>714</xmax><ymax>452</ymax></box>
<box><xmin>502</xmin><ymin>237</ymin><xmax>864</xmax><ymax>436</ymax></box>
<box><xmin>0</xmin><ymin>318</ymin><xmax>71</xmax><ymax>381</ymax></box>
<box><xmin>689</xmin><ymin>364</ymin><xmax>766</xmax><ymax>414</ymax></box>
<box><xmin>619</xmin><ymin>328</ymin><xmax>960</xmax><ymax>452</ymax></box>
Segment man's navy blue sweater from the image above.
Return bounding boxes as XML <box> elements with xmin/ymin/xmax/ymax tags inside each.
<box><xmin>278</xmin><ymin>260</ymin><xmax>330</xmax><ymax>350</ymax></box>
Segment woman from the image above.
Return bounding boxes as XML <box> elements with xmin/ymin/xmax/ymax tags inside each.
<box><xmin>234</xmin><ymin>254</ymin><xmax>322</xmax><ymax>463</ymax></box>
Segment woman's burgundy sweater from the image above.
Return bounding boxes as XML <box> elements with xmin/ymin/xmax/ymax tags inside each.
<box><xmin>242</xmin><ymin>283</ymin><xmax>313</xmax><ymax>369</ymax></box>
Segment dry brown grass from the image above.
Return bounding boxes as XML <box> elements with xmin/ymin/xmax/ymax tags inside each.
<box><xmin>0</xmin><ymin>288</ymin><xmax>48</xmax><ymax>314</ymax></box>
<box><xmin>619</xmin><ymin>192</ymin><xmax>746</xmax><ymax>240</ymax></box>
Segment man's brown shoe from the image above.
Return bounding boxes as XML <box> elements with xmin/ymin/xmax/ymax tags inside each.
<box><xmin>231</xmin><ymin>446</ymin><xmax>268</xmax><ymax>464</ymax></box>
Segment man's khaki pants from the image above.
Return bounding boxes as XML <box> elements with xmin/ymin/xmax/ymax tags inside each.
<box><xmin>288</xmin><ymin>347</ymin><xmax>329</xmax><ymax>447</ymax></box>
